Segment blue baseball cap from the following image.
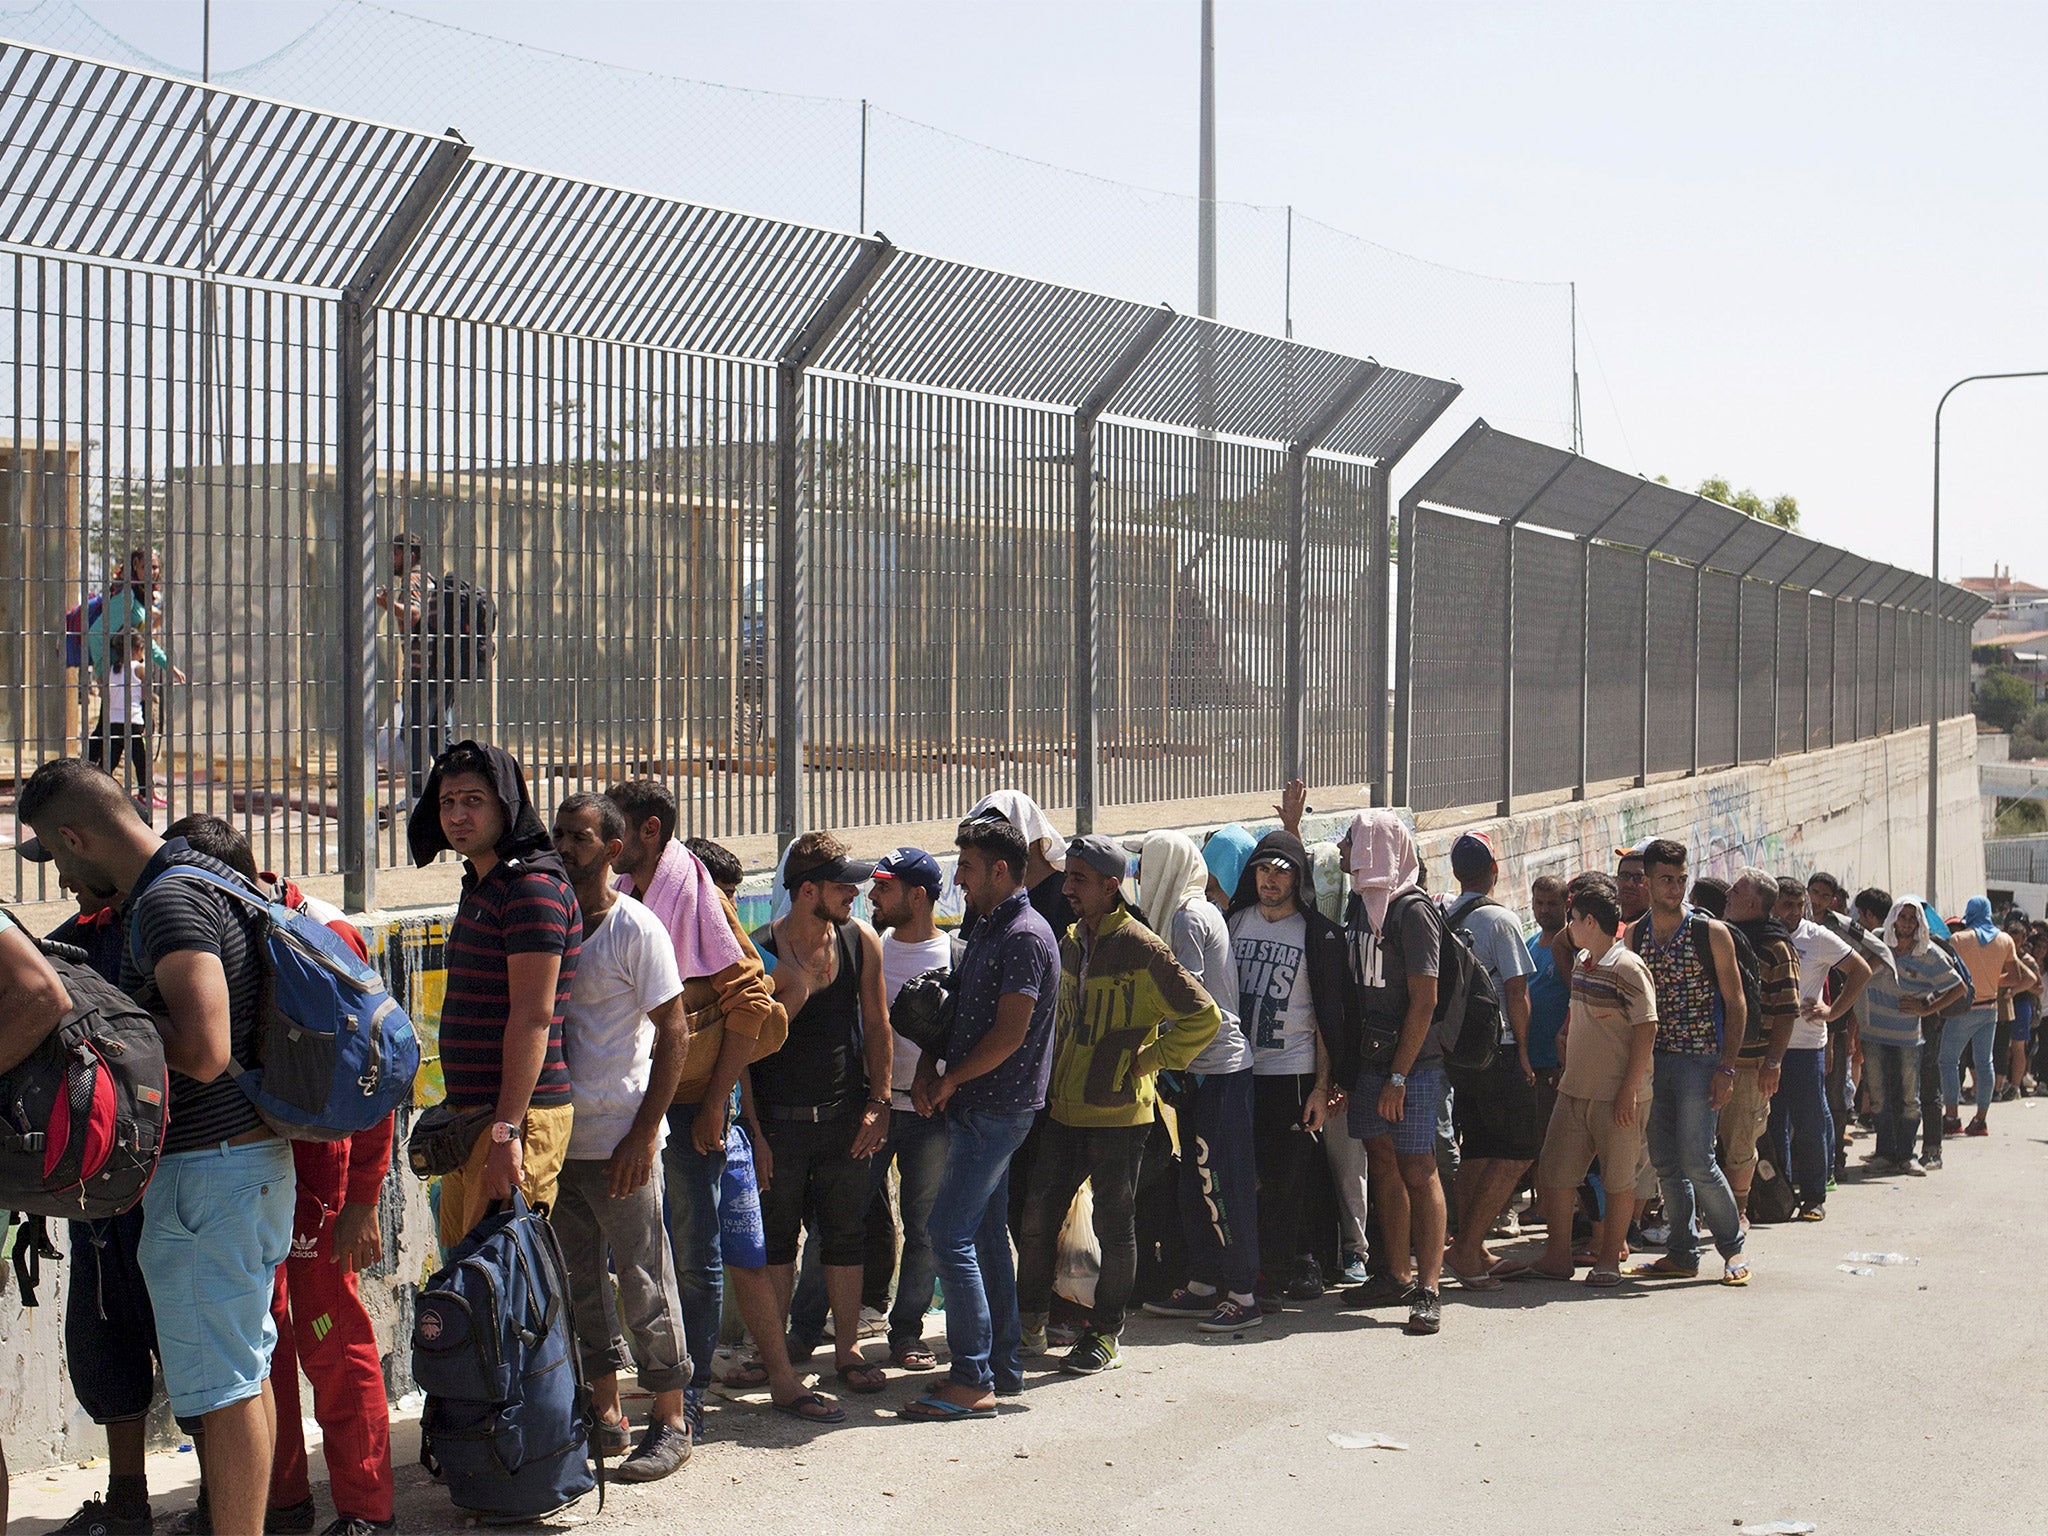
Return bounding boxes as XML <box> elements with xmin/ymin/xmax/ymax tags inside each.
<box><xmin>872</xmin><ymin>846</ymin><xmax>944</xmax><ymax>900</ymax></box>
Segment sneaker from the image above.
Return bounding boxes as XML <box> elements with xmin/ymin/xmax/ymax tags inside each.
<box><xmin>592</xmin><ymin>1413</ymin><xmax>633</xmax><ymax>1458</ymax></box>
<box><xmin>1965</xmin><ymin>1119</ymin><xmax>1990</xmax><ymax>1137</ymax></box>
<box><xmin>1825</xmin><ymin>1177</ymin><xmax>1839</xmax><ymax>1193</ymax></box>
<box><xmin>1020</xmin><ymin>1314</ymin><xmax>1049</xmax><ymax>1355</ymax></box>
<box><xmin>320</xmin><ymin>1521</ymin><xmax>396</xmax><ymax>1536</ymax></box>
<box><xmin>55</xmin><ymin>1497</ymin><xmax>154</xmax><ymax>1536</ymax></box>
<box><xmin>1060</xmin><ymin>1330</ymin><xmax>1122</xmax><ymax>1375</ymax></box>
<box><xmin>1282</xmin><ymin>1256</ymin><xmax>1325</xmax><ymax>1302</ymax></box>
<box><xmin>1403</xmin><ymin>1287</ymin><xmax>1442</xmax><ymax>1335</ymax></box>
<box><xmin>613</xmin><ymin>1421</ymin><xmax>692</xmax><ymax>1484</ymax></box>
<box><xmin>858</xmin><ymin>1305</ymin><xmax>889</xmax><ymax>1337</ymax></box>
<box><xmin>1901</xmin><ymin>1159</ymin><xmax>1928</xmax><ymax>1176</ymax></box>
<box><xmin>268</xmin><ymin>1500</ymin><xmax>318</xmax><ymax>1536</ymax></box>
<box><xmin>1142</xmin><ymin>1287</ymin><xmax>1219</xmax><ymax>1319</ymax></box>
<box><xmin>1196</xmin><ymin>1298</ymin><xmax>1264</xmax><ymax>1334</ymax></box>
<box><xmin>1489</xmin><ymin>1209</ymin><xmax>1521</xmax><ymax>1240</ymax></box>
<box><xmin>784</xmin><ymin>1329</ymin><xmax>820</xmax><ymax>1363</ymax></box>
<box><xmin>1639</xmin><ymin>1223</ymin><xmax>1673</xmax><ymax>1248</ymax></box>
<box><xmin>1794</xmin><ymin>1203</ymin><xmax>1826</xmax><ymax>1222</ymax></box>
<box><xmin>681</xmin><ymin>1387</ymin><xmax>707</xmax><ymax>1441</ymax></box>
<box><xmin>1943</xmin><ymin>1113</ymin><xmax>1962</xmax><ymax>1135</ymax></box>
<box><xmin>1919</xmin><ymin>1154</ymin><xmax>1943</xmax><ymax>1171</ymax></box>
<box><xmin>1046</xmin><ymin>1319</ymin><xmax>1084</xmax><ymax>1350</ymax></box>
<box><xmin>1338</xmin><ymin>1250</ymin><xmax>1371</xmax><ymax>1286</ymax></box>
<box><xmin>1996</xmin><ymin>1084</ymin><xmax>2022</xmax><ymax>1103</ymax></box>
<box><xmin>1339</xmin><ymin>1274</ymin><xmax>1415</xmax><ymax>1310</ymax></box>
<box><xmin>1859</xmin><ymin>1154</ymin><xmax>1900</xmax><ymax>1173</ymax></box>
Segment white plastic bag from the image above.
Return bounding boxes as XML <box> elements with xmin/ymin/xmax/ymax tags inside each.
<box><xmin>1052</xmin><ymin>1181</ymin><xmax>1100</xmax><ymax>1309</ymax></box>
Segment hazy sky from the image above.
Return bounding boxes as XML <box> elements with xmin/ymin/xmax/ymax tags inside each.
<box><xmin>26</xmin><ymin>0</ymin><xmax>2048</xmax><ymax>582</ymax></box>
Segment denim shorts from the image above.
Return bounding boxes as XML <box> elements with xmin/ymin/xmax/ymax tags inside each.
<box><xmin>137</xmin><ymin>1137</ymin><xmax>295</xmax><ymax>1419</ymax></box>
<box><xmin>1349</xmin><ymin>1063</ymin><xmax>1448</xmax><ymax>1157</ymax></box>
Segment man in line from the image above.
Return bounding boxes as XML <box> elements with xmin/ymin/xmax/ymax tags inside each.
<box><xmin>1528</xmin><ymin>874</ymin><xmax>1657</xmax><ymax>1286</ymax></box>
<box><xmin>1855</xmin><ymin>891</ymin><xmax>1968</xmax><ymax>1173</ymax></box>
<box><xmin>1719</xmin><ymin>868</ymin><xmax>1802</xmax><ymax>1223</ymax></box>
<box><xmin>550</xmin><ymin>793</ymin><xmax>695</xmax><ymax>1482</ymax></box>
<box><xmin>1136</xmin><ymin>829</ymin><xmax>1261</xmax><ymax>1333</ymax></box>
<box><xmin>1628</xmin><ymin>839</ymin><xmax>1750</xmax><ymax>1285</ymax></box>
<box><xmin>20</xmin><ymin>761</ymin><xmax>290</xmax><ymax>1536</ymax></box>
<box><xmin>408</xmin><ymin>742</ymin><xmax>580</xmax><ymax>1244</ymax></box>
<box><xmin>1441</xmin><ymin>832</ymin><xmax>1539</xmax><ymax>1289</ymax></box>
<box><xmin>1808</xmin><ymin>871</ymin><xmax>1891</xmax><ymax>1179</ymax></box>
<box><xmin>165</xmin><ymin>815</ymin><xmax>398</xmax><ymax>1536</ymax></box>
<box><xmin>1332</xmin><ymin>810</ymin><xmax>1449</xmax><ymax>1336</ymax></box>
<box><xmin>1016</xmin><ymin>835</ymin><xmax>1221</xmax><ymax>1375</ymax></box>
<box><xmin>752</xmin><ymin>832</ymin><xmax>894</xmax><ymax>1397</ymax></box>
<box><xmin>1946</xmin><ymin>895</ymin><xmax>2026</xmax><ymax>1137</ymax></box>
<box><xmin>604</xmin><ymin>781</ymin><xmax>821</xmax><ymax>1432</ymax></box>
<box><xmin>789</xmin><ymin>848</ymin><xmax>955</xmax><ymax>1370</ymax></box>
<box><xmin>902</xmin><ymin>815</ymin><xmax>1061</xmax><ymax>1420</ymax></box>
<box><xmin>1616</xmin><ymin>846</ymin><xmax>1650</xmax><ymax>927</ymax></box>
<box><xmin>1771</xmin><ymin>876</ymin><xmax>1869</xmax><ymax>1221</ymax></box>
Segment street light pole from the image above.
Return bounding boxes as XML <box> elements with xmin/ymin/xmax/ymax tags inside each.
<box><xmin>1929</xmin><ymin>370</ymin><xmax>2048</xmax><ymax>902</ymax></box>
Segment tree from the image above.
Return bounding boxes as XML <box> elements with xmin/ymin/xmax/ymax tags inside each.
<box><xmin>2013</xmin><ymin>702</ymin><xmax>2048</xmax><ymax>760</ymax></box>
<box><xmin>1976</xmin><ymin>667</ymin><xmax>2034</xmax><ymax>732</ymax></box>
<box><xmin>1698</xmin><ymin>476</ymin><xmax>1800</xmax><ymax>530</ymax></box>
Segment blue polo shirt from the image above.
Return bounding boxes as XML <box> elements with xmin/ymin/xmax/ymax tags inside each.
<box><xmin>1526</xmin><ymin>931</ymin><xmax>1571</xmax><ymax>1070</ymax></box>
<box><xmin>948</xmin><ymin>887</ymin><xmax>1059</xmax><ymax>1114</ymax></box>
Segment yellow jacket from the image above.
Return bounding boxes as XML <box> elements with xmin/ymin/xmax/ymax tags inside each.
<box><xmin>1050</xmin><ymin>906</ymin><xmax>1221</xmax><ymax>1127</ymax></box>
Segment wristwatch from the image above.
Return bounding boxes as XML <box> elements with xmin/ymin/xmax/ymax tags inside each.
<box><xmin>1388</xmin><ymin>1072</ymin><xmax>1407</xmax><ymax>1088</ymax></box>
<box><xmin>490</xmin><ymin>1120</ymin><xmax>523</xmax><ymax>1144</ymax></box>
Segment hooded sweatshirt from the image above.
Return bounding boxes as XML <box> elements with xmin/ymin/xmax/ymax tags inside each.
<box><xmin>1225</xmin><ymin>830</ymin><xmax>1353</xmax><ymax>1079</ymax></box>
<box><xmin>1051</xmin><ymin>905</ymin><xmax>1221</xmax><ymax>1128</ymax></box>
<box><xmin>1137</xmin><ymin>830</ymin><xmax>1247</xmax><ymax>1075</ymax></box>
<box><xmin>1862</xmin><ymin>895</ymin><xmax>1969</xmax><ymax>1047</ymax></box>
<box><xmin>412</xmin><ymin>741</ymin><xmax>583</xmax><ymax>1109</ymax></box>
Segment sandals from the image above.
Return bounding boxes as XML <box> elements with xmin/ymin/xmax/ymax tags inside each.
<box><xmin>902</xmin><ymin>1392</ymin><xmax>997</xmax><ymax>1421</ymax></box>
<box><xmin>1721</xmin><ymin>1258</ymin><xmax>1751</xmax><ymax>1287</ymax></box>
<box><xmin>891</xmin><ymin>1344</ymin><xmax>940</xmax><ymax>1371</ymax></box>
<box><xmin>836</xmin><ymin>1360</ymin><xmax>888</xmax><ymax>1394</ymax></box>
<box><xmin>1627</xmin><ymin>1256</ymin><xmax>1700</xmax><ymax>1279</ymax></box>
<box><xmin>1443</xmin><ymin>1260</ymin><xmax>1503</xmax><ymax>1292</ymax></box>
<box><xmin>771</xmin><ymin>1392</ymin><xmax>846</xmax><ymax>1424</ymax></box>
<box><xmin>1486</xmin><ymin>1259</ymin><xmax>1539</xmax><ymax>1281</ymax></box>
<box><xmin>1583</xmin><ymin>1267</ymin><xmax>1623</xmax><ymax>1288</ymax></box>
<box><xmin>723</xmin><ymin>1357</ymin><xmax>772</xmax><ymax>1389</ymax></box>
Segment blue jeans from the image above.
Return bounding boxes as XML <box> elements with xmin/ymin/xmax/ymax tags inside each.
<box><xmin>789</xmin><ymin>1108</ymin><xmax>951</xmax><ymax>1353</ymax></box>
<box><xmin>1646</xmin><ymin>1052</ymin><xmax>1744</xmax><ymax>1266</ymax></box>
<box><xmin>662</xmin><ymin>1102</ymin><xmax>732</xmax><ymax>1393</ymax></box>
<box><xmin>1177</xmin><ymin>1069</ymin><xmax>1259</xmax><ymax>1294</ymax></box>
<box><xmin>1765</xmin><ymin>1046</ymin><xmax>1831</xmax><ymax>1206</ymax></box>
<box><xmin>1940</xmin><ymin>1007</ymin><xmax>1996</xmax><ymax>1116</ymax></box>
<box><xmin>926</xmin><ymin>1106</ymin><xmax>1035</xmax><ymax>1393</ymax></box>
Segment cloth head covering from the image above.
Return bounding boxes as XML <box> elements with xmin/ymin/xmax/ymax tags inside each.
<box><xmin>1201</xmin><ymin>823</ymin><xmax>1257</xmax><ymax>899</ymax></box>
<box><xmin>407</xmin><ymin>740</ymin><xmax>568</xmax><ymax>881</ymax></box>
<box><xmin>1136</xmin><ymin>830</ymin><xmax>1210</xmax><ymax>924</ymax></box>
<box><xmin>1345</xmin><ymin>809</ymin><xmax>1421</xmax><ymax>931</ymax></box>
<box><xmin>1963</xmin><ymin>894</ymin><xmax>1999</xmax><ymax>946</ymax></box>
<box><xmin>768</xmin><ymin>843</ymin><xmax>795</xmax><ymax>922</ymax></box>
<box><xmin>966</xmin><ymin>789</ymin><xmax>1067</xmax><ymax>870</ymax></box>
<box><xmin>1884</xmin><ymin>893</ymin><xmax>1935</xmax><ymax>958</ymax></box>
<box><xmin>1226</xmin><ymin>829</ymin><xmax>1314</xmax><ymax>918</ymax></box>
<box><xmin>616</xmin><ymin>838</ymin><xmax>744</xmax><ymax>980</ymax></box>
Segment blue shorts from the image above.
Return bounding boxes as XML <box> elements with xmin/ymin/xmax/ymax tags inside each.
<box><xmin>137</xmin><ymin>1137</ymin><xmax>294</xmax><ymax>1419</ymax></box>
<box><xmin>1349</xmin><ymin>1063</ymin><xmax>1449</xmax><ymax>1157</ymax></box>
<box><xmin>2015</xmin><ymin>997</ymin><xmax>2036</xmax><ymax>1045</ymax></box>
<box><xmin>718</xmin><ymin>1120</ymin><xmax>768</xmax><ymax>1269</ymax></box>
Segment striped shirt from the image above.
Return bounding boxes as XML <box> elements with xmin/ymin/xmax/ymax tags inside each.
<box><xmin>1861</xmin><ymin>945</ymin><xmax>1967</xmax><ymax>1048</ymax></box>
<box><xmin>439</xmin><ymin>859</ymin><xmax>581</xmax><ymax>1108</ymax></box>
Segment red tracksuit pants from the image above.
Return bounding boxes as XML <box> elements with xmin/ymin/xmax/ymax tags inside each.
<box><xmin>268</xmin><ymin>1141</ymin><xmax>394</xmax><ymax>1523</ymax></box>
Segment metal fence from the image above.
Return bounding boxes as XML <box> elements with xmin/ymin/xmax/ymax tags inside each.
<box><xmin>0</xmin><ymin>39</ymin><xmax>1462</xmax><ymax>906</ymax></box>
<box><xmin>1986</xmin><ymin>836</ymin><xmax>2048</xmax><ymax>886</ymax></box>
<box><xmin>1394</xmin><ymin>422</ymin><xmax>1988</xmax><ymax>815</ymax></box>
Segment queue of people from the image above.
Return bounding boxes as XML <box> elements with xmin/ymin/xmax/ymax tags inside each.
<box><xmin>2</xmin><ymin>745</ymin><xmax>2035</xmax><ymax>1532</ymax></box>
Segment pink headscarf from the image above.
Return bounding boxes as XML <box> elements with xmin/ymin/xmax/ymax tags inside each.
<box><xmin>616</xmin><ymin>839</ymin><xmax>744</xmax><ymax>979</ymax></box>
<box><xmin>1346</xmin><ymin>809</ymin><xmax>1421</xmax><ymax>931</ymax></box>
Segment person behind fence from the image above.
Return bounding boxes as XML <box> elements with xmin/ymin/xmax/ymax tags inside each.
<box><xmin>789</xmin><ymin>847</ymin><xmax>954</xmax><ymax>1371</ymax></box>
<box><xmin>751</xmin><ymin>832</ymin><xmax>894</xmax><ymax>1398</ymax></box>
<box><xmin>1626</xmin><ymin>839</ymin><xmax>1750</xmax><ymax>1285</ymax></box>
<box><xmin>1856</xmin><ymin>893</ymin><xmax>1968</xmax><ymax>1174</ymax></box>
<box><xmin>93</xmin><ymin>633</ymin><xmax>157</xmax><ymax>816</ymax></box>
<box><xmin>1133</xmin><ymin>829</ymin><xmax>1262</xmax><ymax>1335</ymax></box>
<box><xmin>902</xmin><ymin>814</ymin><xmax>1060</xmax><ymax>1421</ymax></box>
<box><xmin>1331</xmin><ymin>810</ymin><xmax>1449</xmax><ymax>1337</ymax></box>
<box><xmin>1440</xmin><ymin>831</ymin><xmax>1540</xmax><ymax>1291</ymax></box>
<box><xmin>18</xmin><ymin>760</ymin><xmax>291</xmax><ymax>1536</ymax></box>
<box><xmin>84</xmin><ymin>548</ymin><xmax>182</xmax><ymax>813</ymax></box>
<box><xmin>163</xmin><ymin>814</ymin><xmax>399</xmax><ymax>1536</ymax></box>
<box><xmin>602</xmin><ymin>782</ymin><xmax>819</xmax><ymax>1435</ymax></box>
<box><xmin>547</xmin><ymin>793</ymin><xmax>695</xmax><ymax>1483</ymax></box>
<box><xmin>1770</xmin><ymin>875</ymin><xmax>1868</xmax><ymax>1223</ymax></box>
<box><xmin>408</xmin><ymin>741</ymin><xmax>580</xmax><ymax>1244</ymax></box>
<box><xmin>1220</xmin><ymin>828</ymin><xmax>1348</xmax><ymax>1303</ymax></box>
<box><xmin>1016</xmin><ymin>834</ymin><xmax>1220</xmax><ymax>1375</ymax></box>
<box><xmin>1527</xmin><ymin>873</ymin><xmax>1656</xmax><ymax>1288</ymax></box>
<box><xmin>376</xmin><ymin>532</ymin><xmax>451</xmax><ymax>803</ymax></box>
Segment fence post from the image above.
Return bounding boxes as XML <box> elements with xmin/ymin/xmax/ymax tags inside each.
<box><xmin>1070</xmin><ymin>307</ymin><xmax>1174</xmax><ymax>834</ymax></box>
<box><xmin>1770</xmin><ymin>586</ymin><xmax>1783</xmax><ymax>758</ymax></box>
<box><xmin>770</xmin><ymin>237</ymin><xmax>895</xmax><ymax>849</ymax></box>
<box><xmin>335</xmin><ymin>131</ymin><xmax>471</xmax><ymax>914</ymax></box>
<box><xmin>1688</xmin><ymin>566</ymin><xmax>1703</xmax><ymax>777</ymax></box>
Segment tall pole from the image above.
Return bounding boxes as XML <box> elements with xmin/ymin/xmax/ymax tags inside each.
<box><xmin>1570</xmin><ymin>280</ymin><xmax>1583</xmax><ymax>455</ymax></box>
<box><xmin>1195</xmin><ymin>0</ymin><xmax>1219</xmax><ymax>525</ymax></box>
<box><xmin>1929</xmin><ymin>370</ymin><xmax>2048</xmax><ymax>901</ymax></box>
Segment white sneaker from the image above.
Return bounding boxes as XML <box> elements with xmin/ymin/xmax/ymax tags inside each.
<box><xmin>858</xmin><ymin>1305</ymin><xmax>888</xmax><ymax>1338</ymax></box>
<box><xmin>1489</xmin><ymin>1210</ymin><xmax>1521</xmax><ymax>1240</ymax></box>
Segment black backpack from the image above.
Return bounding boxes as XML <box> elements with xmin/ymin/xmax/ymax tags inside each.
<box><xmin>1354</xmin><ymin>891</ymin><xmax>1503</xmax><ymax>1075</ymax></box>
<box><xmin>1628</xmin><ymin>910</ymin><xmax>1766</xmax><ymax>1049</ymax></box>
<box><xmin>0</xmin><ymin>916</ymin><xmax>168</xmax><ymax>1225</ymax></box>
<box><xmin>433</xmin><ymin>574</ymin><xmax>496</xmax><ymax>681</ymax></box>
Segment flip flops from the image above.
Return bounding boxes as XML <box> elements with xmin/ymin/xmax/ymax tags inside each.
<box><xmin>1444</xmin><ymin>1260</ymin><xmax>1503</xmax><ymax>1292</ymax></box>
<box><xmin>836</xmin><ymin>1360</ymin><xmax>888</xmax><ymax>1394</ymax></box>
<box><xmin>1626</xmin><ymin>1256</ymin><xmax>1701</xmax><ymax>1279</ymax></box>
<box><xmin>771</xmin><ymin>1392</ymin><xmax>845</xmax><ymax>1424</ymax></box>
<box><xmin>1720</xmin><ymin>1259</ymin><xmax>1751</xmax><ymax>1287</ymax></box>
<box><xmin>891</xmin><ymin>1344</ymin><xmax>940</xmax><ymax>1371</ymax></box>
<box><xmin>902</xmin><ymin>1393</ymin><xmax>998</xmax><ymax>1421</ymax></box>
<box><xmin>1583</xmin><ymin>1267</ymin><xmax>1623</xmax><ymax>1288</ymax></box>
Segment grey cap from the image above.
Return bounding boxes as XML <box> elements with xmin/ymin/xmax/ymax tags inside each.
<box><xmin>1065</xmin><ymin>833</ymin><xmax>1128</xmax><ymax>883</ymax></box>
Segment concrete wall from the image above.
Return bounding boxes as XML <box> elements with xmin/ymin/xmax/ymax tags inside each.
<box><xmin>0</xmin><ymin>718</ymin><xmax>1982</xmax><ymax>1466</ymax></box>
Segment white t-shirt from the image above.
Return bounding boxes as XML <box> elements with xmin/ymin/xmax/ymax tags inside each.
<box><xmin>562</xmin><ymin>896</ymin><xmax>684</xmax><ymax>1161</ymax></box>
<box><xmin>883</xmin><ymin>931</ymin><xmax>954</xmax><ymax>1108</ymax></box>
<box><xmin>1788</xmin><ymin>917</ymin><xmax>1854</xmax><ymax>1051</ymax></box>
<box><xmin>1230</xmin><ymin>907</ymin><xmax>1317</xmax><ymax>1075</ymax></box>
<box><xmin>107</xmin><ymin>660</ymin><xmax>147</xmax><ymax>726</ymax></box>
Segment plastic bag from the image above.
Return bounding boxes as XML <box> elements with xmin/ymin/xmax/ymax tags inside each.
<box><xmin>1841</xmin><ymin>1251</ymin><xmax>1917</xmax><ymax>1266</ymax></box>
<box><xmin>1329</xmin><ymin>1431</ymin><xmax>1409</xmax><ymax>1451</ymax></box>
<box><xmin>1053</xmin><ymin>1181</ymin><xmax>1100</xmax><ymax>1309</ymax></box>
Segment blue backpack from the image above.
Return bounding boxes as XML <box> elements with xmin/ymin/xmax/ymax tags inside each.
<box><xmin>413</xmin><ymin>1191</ymin><xmax>601</xmax><ymax>1521</ymax></box>
<box><xmin>127</xmin><ymin>862</ymin><xmax>419</xmax><ymax>1141</ymax></box>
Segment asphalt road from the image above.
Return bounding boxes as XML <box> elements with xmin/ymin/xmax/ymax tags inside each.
<box><xmin>13</xmin><ymin>1102</ymin><xmax>2047</xmax><ymax>1536</ymax></box>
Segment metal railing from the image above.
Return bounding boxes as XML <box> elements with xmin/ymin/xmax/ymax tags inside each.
<box><xmin>1393</xmin><ymin>422</ymin><xmax>1987</xmax><ymax>815</ymax></box>
<box><xmin>1986</xmin><ymin>836</ymin><xmax>2048</xmax><ymax>886</ymax></box>
<box><xmin>0</xmin><ymin>39</ymin><xmax>1462</xmax><ymax>906</ymax></box>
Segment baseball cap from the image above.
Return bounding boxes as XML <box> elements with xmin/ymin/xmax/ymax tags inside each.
<box><xmin>871</xmin><ymin>846</ymin><xmax>943</xmax><ymax>900</ymax></box>
<box><xmin>1614</xmin><ymin>844</ymin><xmax>1644</xmax><ymax>865</ymax></box>
<box><xmin>783</xmin><ymin>851</ymin><xmax>877</xmax><ymax>890</ymax></box>
<box><xmin>1065</xmin><ymin>833</ymin><xmax>1128</xmax><ymax>883</ymax></box>
<box><xmin>14</xmin><ymin>834</ymin><xmax>52</xmax><ymax>863</ymax></box>
<box><xmin>1449</xmin><ymin>831</ymin><xmax>1497</xmax><ymax>882</ymax></box>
